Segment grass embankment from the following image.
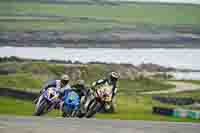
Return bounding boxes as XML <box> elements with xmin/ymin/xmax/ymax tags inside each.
<box><xmin>162</xmin><ymin>80</ymin><xmax>200</xmax><ymax>99</ymax></box>
<box><xmin>1</xmin><ymin>61</ymin><xmax>199</xmax><ymax>122</ymax></box>
<box><xmin>0</xmin><ymin>1</ymin><xmax>200</xmax><ymax>31</ymax></box>
<box><xmin>0</xmin><ymin>62</ymin><xmax>67</xmax><ymax>90</ymax></box>
<box><xmin>0</xmin><ymin>62</ymin><xmax>175</xmax><ymax>92</ymax></box>
<box><xmin>0</xmin><ymin>73</ymin><xmax>45</xmax><ymax>90</ymax></box>
<box><xmin>0</xmin><ymin>62</ymin><xmax>107</xmax><ymax>90</ymax></box>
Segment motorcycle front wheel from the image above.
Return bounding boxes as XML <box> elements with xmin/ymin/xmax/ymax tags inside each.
<box><xmin>34</xmin><ymin>98</ymin><xmax>48</xmax><ymax>116</ymax></box>
<box><xmin>85</xmin><ymin>100</ymin><xmax>101</xmax><ymax>118</ymax></box>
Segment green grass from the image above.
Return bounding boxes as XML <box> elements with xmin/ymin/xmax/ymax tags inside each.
<box><xmin>96</xmin><ymin>95</ymin><xmax>200</xmax><ymax>122</ymax></box>
<box><xmin>0</xmin><ymin>73</ymin><xmax>46</xmax><ymax>90</ymax></box>
<box><xmin>0</xmin><ymin>96</ymin><xmax>61</xmax><ymax>116</ymax></box>
<box><xmin>1</xmin><ymin>95</ymin><xmax>199</xmax><ymax>122</ymax></box>
<box><xmin>0</xmin><ymin>62</ymin><xmax>68</xmax><ymax>89</ymax></box>
<box><xmin>0</xmin><ymin>20</ymin><xmax>124</xmax><ymax>32</ymax></box>
<box><xmin>119</xmin><ymin>79</ymin><xmax>175</xmax><ymax>94</ymax></box>
<box><xmin>83</xmin><ymin>64</ymin><xmax>107</xmax><ymax>83</ymax></box>
<box><xmin>4</xmin><ymin>2</ymin><xmax>200</xmax><ymax>24</ymax></box>
<box><xmin>0</xmin><ymin>96</ymin><xmax>34</xmax><ymax>115</ymax></box>
<box><xmin>0</xmin><ymin>62</ymin><xmax>67</xmax><ymax>76</ymax></box>
<box><xmin>1</xmin><ymin>61</ymin><xmax>199</xmax><ymax>122</ymax></box>
<box><xmin>0</xmin><ymin>1</ymin><xmax>200</xmax><ymax>31</ymax></box>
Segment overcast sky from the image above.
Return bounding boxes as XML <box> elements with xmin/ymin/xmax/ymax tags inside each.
<box><xmin>112</xmin><ymin>0</ymin><xmax>200</xmax><ymax>4</ymax></box>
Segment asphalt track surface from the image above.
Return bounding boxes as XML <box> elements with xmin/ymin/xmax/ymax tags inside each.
<box><xmin>0</xmin><ymin>116</ymin><xmax>199</xmax><ymax>133</ymax></box>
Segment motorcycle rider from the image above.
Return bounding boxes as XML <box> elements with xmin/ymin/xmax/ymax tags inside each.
<box><xmin>91</xmin><ymin>72</ymin><xmax>119</xmax><ymax>111</ymax></box>
<box><xmin>34</xmin><ymin>74</ymin><xmax>70</xmax><ymax>103</ymax></box>
<box><xmin>92</xmin><ymin>72</ymin><xmax>119</xmax><ymax>98</ymax></box>
<box><xmin>41</xmin><ymin>74</ymin><xmax>70</xmax><ymax>93</ymax></box>
<box><xmin>71</xmin><ymin>80</ymin><xmax>89</xmax><ymax>98</ymax></box>
<box><xmin>60</xmin><ymin>80</ymin><xmax>90</xmax><ymax>116</ymax></box>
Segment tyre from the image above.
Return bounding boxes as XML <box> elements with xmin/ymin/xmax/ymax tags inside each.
<box><xmin>77</xmin><ymin>111</ymin><xmax>85</xmax><ymax>118</ymax></box>
<box><xmin>62</xmin><ymin>104</ymin><xmax>70</xmax><ymax>117</ymax></box>
<box><xmin>71</xmin><ymin>110</ymin><xmax>78</xmax><ymax>117</ymax></box>
<box><xmin>62</xmin><ymin>112</ymin><xmax>67</xmax><ymax>117</ymax></box>
<box><xmin>86</xmin><ymin>100</ymin><xmax>101</xmax><ymax>118</ymax></box>
<box><xmin>34</xmin><ymin>99</ymin><xmax>47</xmax><ymax>116</ymax></box>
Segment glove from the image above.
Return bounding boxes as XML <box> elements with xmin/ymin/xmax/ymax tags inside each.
<box><xmin>87</xmin><ymin>88</ymin><xmax>94</xmax><ymax>95</ymax></box>
<box><xmin>92</xmin><ymin>82</ymin><xmax>96</xmax><ymax>87</ymax></box>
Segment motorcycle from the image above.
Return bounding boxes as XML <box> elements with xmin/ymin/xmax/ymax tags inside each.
<box><xmin>76</xmin><ymin>90</ymin><xmax>95</xmax><ymax>118</ymax></box>
<box><xmin>62</xmin><ymin>90</ymin><xmax>80</xmax><ymax>117</ymax></box>
<box><xmin>34</xmin><ymin>87</ymin><xmax>60</xmax><ymax>116</ymax></box>
<box><xmin>85</xmin><ymin>86</ymin><xmax>113</xmax><ymax>118</ymax></box>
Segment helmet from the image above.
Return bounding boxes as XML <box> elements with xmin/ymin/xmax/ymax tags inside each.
<box><xmin>110</xmin><ymin>72</ymin><xmax>119</xmax><ymax>79</ymax></box>
<box><xmin>61</xmin><ymin>74</ymin><xmax>70</xmax><ymax>81</ymax></box>
<box><xmin>75</xmin><ymin>80</ymin><xmax>86</xmax><ymax>91</ymax></box>
<box><xmin>109</xmin><ymin>72</ymin><xmax>119</xmax><ymax>83</ymax></box>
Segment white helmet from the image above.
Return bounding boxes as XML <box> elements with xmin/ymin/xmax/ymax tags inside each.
<box><xmin>110</xmin><ymin>72</ymin><xmax>120</xmax><ymax>79</ymax></box>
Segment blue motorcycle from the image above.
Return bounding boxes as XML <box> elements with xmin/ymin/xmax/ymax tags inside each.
<box><xmin>62</xmin><ymin>90</ymin><xmax>80</xmax><ymax>117</ymax></box>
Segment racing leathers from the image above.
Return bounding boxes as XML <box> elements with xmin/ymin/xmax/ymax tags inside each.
<box><xmin>41</xmin><ymin>80</ymin><xmax>70</xmax><ymax>94</ymax></box>
<box><xmin>71</xmin><ymin>84</ymin><xmax>89</xmax><ymax>98</ymax></box>
<box><xmin>92</xmin><ymin>78</ymin><xmax>118</xmax><ymax>100</ymax></box>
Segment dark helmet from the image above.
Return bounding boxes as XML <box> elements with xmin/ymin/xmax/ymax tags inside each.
<box><xmin>76</xmin><ymin>80</ymin><xmax>86</xmax><ymax>91</ymax></box>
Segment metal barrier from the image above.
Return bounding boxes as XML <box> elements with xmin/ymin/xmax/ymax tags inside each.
<box><xmin>153</xmin><ymin>96</ymin><xmax>196</xmax><ymax>105</ymax></box>
<box><xmin>0</xmin><ymin>88</ymin><xmax>38</xmax><ymax>101</ymax></box>
<box><xmin>153</xmin><ymin>106</ymin><xmax>200</xmax><ymax>120</ymax></box>
<box><xmin>152</xmin><ymin>106</ymin><xmax>174</xmax><ymax>116</ymax></box>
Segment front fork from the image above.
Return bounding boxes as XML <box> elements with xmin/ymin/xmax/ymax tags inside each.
<box><xmin>35</xmin><ymin>95</ymin><xmax>44</xmax><ymax>110</ymax></box>
<box><xmin>79</xmin><ymin>96</ymin><xmax>87</xmax><ymax>113</ymax></box>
